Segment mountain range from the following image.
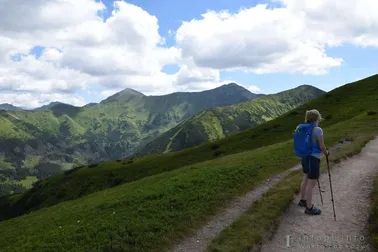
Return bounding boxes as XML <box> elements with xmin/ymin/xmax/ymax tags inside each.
<box><xmin>0</xmin><ymin>83</ymin><xmax>323</xmax><ymax>196</ymax></box>
<box><xmin>0</xmin><ymin>74</ymin><xmax>377</xmax><ymax>252</ymax></box>
<box><xmin>134</xmin><ymin>85</ymin><xmax>324</xmax><ymax>156</ymax></box>
<box><xmin>0</xmin><ymin>103</ymin><xmax>23</xmax><ymax>111</ymax></box>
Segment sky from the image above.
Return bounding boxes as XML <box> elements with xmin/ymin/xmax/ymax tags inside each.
<box><xmin>0</xmin><ymin>0</ymin><xmax>378</xmax><ymax>108</ymax></box>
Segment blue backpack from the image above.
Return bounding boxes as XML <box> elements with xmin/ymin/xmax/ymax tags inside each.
<box><xmin>293</xmin><ymin>123</ymin><xmax>316</xmax><ymax>157</ymax></box>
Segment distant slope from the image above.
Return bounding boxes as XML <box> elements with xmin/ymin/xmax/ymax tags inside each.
<box><xmin>33</xmin><ymin>102</ymin><xmax>66</xmax><ymax>111</ymax></box>
<box><xmin>0</xmin><ymin>104</ymin><xmax>23</xmax><ymax>111</ymax></box>
<box><xmin>0</xmin><ymin>83</ymin><xmax>258</xmax><ymax>196</ymax></box>
<box><xmin>0</xmin><ymin>75</ymin><xmax>377</xmax><ymax>251</ymax></box>
<box><xmin>135</xmin><ymin>85</ymin><xmax>325</xmax><ymax>156</ymax></box>
<box><xmin>1</xmin><ymin>74</ymin><xmax>377</xmax><ymax>223</ymax></box>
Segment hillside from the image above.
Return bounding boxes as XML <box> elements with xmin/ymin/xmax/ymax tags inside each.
<box><xmin>0</xmin><ymin>74</ymin><xmax>377</xmax><ymax>224</ymax></box>
<box><xmin>0</xmin><ymin>83</ymin><xmax>258</xmax><ymax>196</ymax></box>
<box><xmin>0</xmin><ymin>74</ymin><xmax>377</xmax><ymax>251</ymax></box>
<box><xmin>0</xmin><ymin>103</ymin><xmax>23</xmax><ymax>111</ymax></box>
<box><xmin>33</xmin><ymin>102</ymin><xmax>66</xmax><ymax>111</ymax></box>
<box><xmin>135</xmin><ymin>85</ymin><xmax>325</xmax><ymax>156</ymax></box>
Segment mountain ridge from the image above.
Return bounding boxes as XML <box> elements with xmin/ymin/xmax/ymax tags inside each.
<box><xmin>134</xmin><ymin>84</ymin><xmax>325</xmax><ymax>156</ymax></box>
<box><xmin>0</xmin><ymin>103</ymin><xmax>23</xmax><ymax>111</ymax></box>
<box><xmin>0</xmin><ymin>82</ymin><xmax>260</xmax><ymax>196</ymax></box>
<box><xmin>0</xmin><ymin>74</ymin><xmax>376</xmax><ymax>247</ymax></box>
<box><xmin>2</xmin><ymin>83</ymin><xmax>258</xmax><ymax>109</ymax></box>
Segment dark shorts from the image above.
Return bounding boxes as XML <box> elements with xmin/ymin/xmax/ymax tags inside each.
<box><xmin>302</xmin><ymin>156</ymin><xmax>320</xmax><ymax>179</ymax></box>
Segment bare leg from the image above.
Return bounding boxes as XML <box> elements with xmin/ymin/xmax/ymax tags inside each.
<box><xmin>300</xmin><ymin>174</ymin><xmax>308</xmax><ymax>200</ymax></box>
<box><xmin>305</xmin><ymin>179</ymin><xmax>317</xmax><ymax>208</ymax></box>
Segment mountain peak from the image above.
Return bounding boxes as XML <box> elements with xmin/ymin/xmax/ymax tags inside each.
<box><xmin>118</xmin><ymin>88</ymin><xmax>145</xmax><ymax>96</ymax></box>
<box><xmin>101</xmin><ymin>88</ymin><xmax>145</xmax><ymax>103</ymax></box>
<box><xmin>295</xmin><ymin>84</ymin><xmax>325</xmax><ymax>93</ymax></box>
<box><xmin>0</xmin><ymin>103</ymin><xmax>23</xmax><ymax>111</ymax></box>
<box><xmin>218</xmin><ymin>82</ymin><xmax>241</xmax><ymax>89</ymax></box>
<box><xmin>34</xmin><ymin>101</ymin><xmax>66</xmax><ymax>111</ymax></box>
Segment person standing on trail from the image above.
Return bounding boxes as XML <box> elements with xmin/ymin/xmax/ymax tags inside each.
<box><xmin>294</xmin><ymin>109</ymin><xmax>330</xmax><ymax>215</ymax></box>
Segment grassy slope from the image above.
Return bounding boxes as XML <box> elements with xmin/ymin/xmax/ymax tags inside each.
<box><xmin>0</xmin><ymin>84</ymin><xmax>256</xmax><ymax>196</ymax></box>
<box><xmin>207</xmin><ymin>114</ymin><xmax>378</xmax><ymax>251</ymax></box>
<box><xmin>1</xmin><ymin>75</ymin><xmax>377</xmax><ymax>221</ymax></box>
<box><xmin>0</xmin><ymin>103</ymin><xmax>377</xmax><ymax>251</ymax></box>
<box><xmin>0</xmin><ymin>76</ymin><xmax>378</xmax><ymax>251</ymax></box>
<box><xmin>135</xmin><ymin>85</ymin><xmax>325</xmax><ymax>156</ymax></box>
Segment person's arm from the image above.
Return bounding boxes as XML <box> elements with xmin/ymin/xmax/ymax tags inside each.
<box><xmin>317</xmin><ymin>134</ymin><xmax>330</xmax><ymax>156</ymax></box>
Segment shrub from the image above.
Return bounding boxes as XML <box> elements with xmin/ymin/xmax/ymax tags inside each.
<box><xmin>250</xmin><ymin>133</ymin><xmax>257</xmax><ymax>139</ymax></box>
<box><xmin>345</xmin><ymin>136</ymin><xmax>354</xmax><ymax>142</ymax></box>
<box><xmin>116</xmin><ymin>160</ymin><xmax>121</xmax><ymax>162</ymax></box>
<box><xmin>88</xmin><ymin>164</ymin><xmax>98</xmax><ymax>168</ymax></box>
<box><xmin>325</xmin><ymin>114</ymin><xmax>333</xmax><ymax>120</ymax></box>
<box><xmin>127</xmin><ymin>160</ymin><xmax>134</xmax><ymax>164</ymax></box>
<box><xmin>56</xmin><ymin>191</ymin><xmax>65</xmax><ymax>199</ymax></box>
<box><xmin>213</xmin><ymin>150</ymin><xmax>222</xmax><ymax>157</ymax></box>
<box><xmin>367</xmin><ymin>111</ymin><xmax>377</xmax><ymax>116</ymax></box>
<box><xmin>210</xmin><ymin>143</ymin><xmax>220</xmax><ymax>150</ymax></box>
<box><xmin>111</xmin><ymin>177</ymin><xmax>123</xmax><ymax>186</ymax></box>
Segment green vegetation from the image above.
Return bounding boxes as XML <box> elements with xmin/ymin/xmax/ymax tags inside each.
<box><xmin>0</xmin><ymin>83</ymin><xmax>260</xmax><ymax>195</ymax></box>
<box><xmin>0</xmin><ymin>103</ymin><xmax>23</xmax><ymax>111</ymax></box>
<box><xmin>207</xmin><ymin>135</ymin><xmax>376</xmax><ymax>252</ymax></box>
<box><xmin>22</xmin><ymin>155</ymin><xmax>42</xmax><ymax>169</ymax></box>
<box><xmin>0</xmin><ymin>158</ymin><xmax>15</xmax><ymax>170</ymax></box>
<box><xmin>19</xmin><ymin>176</ymin><xmax>38</xmax><ymax>189</ymax></box>
<box><xmin>136</xmin><ymin>85</ymin><xmax>325</xmax><ymax>156</ymax></box>
<box><xmin>0</xmin><ymin>74</ymin><xmax>376</xmax><ymax>251</ymax></box>
<box><xmin>0</xmin><ymin>111</ymin><xmax>376</xmax><ymax>251</ymax></box>
<box><xmin>0</xmin><ymin>139</ymin><xmax>319</xmax><ymax>251</ymax></box>
<box><xmin>0</xmin><ymin>75</ymin><xmax>377</xmax><ymax>221</ymax></box>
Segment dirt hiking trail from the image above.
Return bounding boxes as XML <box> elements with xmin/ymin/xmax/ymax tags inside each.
<box><xmin>260</xmin><ymin>137</ymin><xmax>378</xmax><ymax>252</ymax></box>
<box><xmin>172</xmin><ymin>140</ymin><xmax>355</xmax><ymax>252</ymax></box>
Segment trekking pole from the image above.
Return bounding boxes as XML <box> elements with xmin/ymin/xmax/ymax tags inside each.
<box><xmin>317</xmin><ymin>178</ymin><xmax>323</xmax><ymax>205</ymax></box>
<box><xmin>326</xmin><ymin>154</ymin><xmax>336</xmax><ymax>221</ymax></box>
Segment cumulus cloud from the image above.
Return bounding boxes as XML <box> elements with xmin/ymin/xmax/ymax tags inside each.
<box><xmin>0</xmin><ymin>0</ymin><xmax>184</xmax><ymax>107</ymax></box>
<box><xmin>175</xmin><ymin>0</ymin><xmax>378</xmax><ymax>74</ymax></box>
<box><xmin>0</xmin><ymin>92</ymin><xmax>86</xmax><ymax>108</ymax></box>
<box><xmin>1</xmin><ymin>0</ymin><xmax>378</xmax><ymax>107</ymax></box>
<box><xmin>175</xmin><ymin>4</ymin><xmax>340</xmax><ymax>74</ymax></box>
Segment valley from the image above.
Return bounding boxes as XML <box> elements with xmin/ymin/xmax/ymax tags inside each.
<box><xmin>0</xmin><ymin>74</ymin><xmax>377</xmax><ymax>251</ymax></box>
<box><xmin>0</xmin><ymin>83</ymin><xmax>322</xmax><ymax>196</ymax></box>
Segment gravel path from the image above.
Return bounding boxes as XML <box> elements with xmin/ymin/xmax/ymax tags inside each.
<box><xmin>172</xmin><ymin>140</ymin><xmax>353</xmax><ymax>252</ymax></box>
<box><xmin>260</xmin><ymin>137</ymin><xmax>378</xmax><ymax>252</ymax></box>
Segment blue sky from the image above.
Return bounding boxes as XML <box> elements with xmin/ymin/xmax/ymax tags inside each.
<box><xmin>98</xmin><ymin>0</ymin><xmax>377</xmax><ymax>94</ymax></box>
<box><xmin>2</xmin><ymin>0</ymin><xmax>378</xmax><ymax>107</ymax></box>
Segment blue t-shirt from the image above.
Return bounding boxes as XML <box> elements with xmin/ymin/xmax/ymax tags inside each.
<box><xmin>311</xmin><ymin>127</ymin><xmax>323</xmax><ymax>159</ymax></box>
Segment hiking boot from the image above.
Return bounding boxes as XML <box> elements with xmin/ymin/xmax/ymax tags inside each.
<box><xmin>298</xmin><ymin>199</ymin><xmax>307</xmax><ymax>207</ymax></box>
<box><xmin>305</xmin><ymin>205</ymin><xmax>321</xmax><ymax>215</ymax></box>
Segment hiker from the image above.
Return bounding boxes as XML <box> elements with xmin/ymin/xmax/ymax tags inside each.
<box><xmin>294</xmin><ymin>109</ymin><xmax>330</xmax><ymax>215</ymax></box>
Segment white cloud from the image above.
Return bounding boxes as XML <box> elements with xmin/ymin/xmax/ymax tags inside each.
<box><xmin>176</xmin><ymin>65</ymin><xmax>220</xmax><ymax>86</ymax></box>
<box><xmin>175</xmin><ymin>4</ymin><xmax>342</xmax><ymax>74</ymax></box>
<box><xmin>0</xmin><ymin>92</ymin><xmax>86</xmax><ymax>108</ymax></box>
<box><xmin>0</xmin><ymin>0</ymin><xmax>105</xmax><ymax>34</ymax></box>
<box><xmin>246</xmin><ymin>85</ymin><xmax>261</xmax><ymax>94</ymax></box>
<box><xmin>175</xmin><ymin>0</ymin><xmax>378</xmax><ymax>74</ymax></box>
<box><xmin>277</xmin><ymin>0</ymin><xmax>378</xmax><ymax>47</ymax></box>
<box><xmin>0</xmin><ymin>0</ymin><xmax>183</xmax><ymax>103</ymax></box>
<box><xmin>1</xmin><ymin>0</ymin><xmax>378</xmax><ymax>108</ymax></box>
